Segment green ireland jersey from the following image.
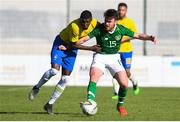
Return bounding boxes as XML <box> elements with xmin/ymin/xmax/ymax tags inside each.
<box><xmin>88</xmin><ymin>24</ymin><xmax>134</xmax><ymax>54</ymax></box>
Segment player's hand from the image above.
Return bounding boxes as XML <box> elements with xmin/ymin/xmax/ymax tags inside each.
<box><xmin>58</xmin><ymin>45</ymin><xmax>67</xmax><ymax>50</ymax></box>
<box><xmin>150</xmin><ymin>35</ymin><xmax>157</xmax><ymax>44</ymax></box>
<box><xmin>92</xmin><ymin>45</ymin><xmax>101</xmax><ymax>53</ymax></box>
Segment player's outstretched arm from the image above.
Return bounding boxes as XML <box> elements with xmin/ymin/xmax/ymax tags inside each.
<box><xmin>133</xmin><ymin>33</ymin><xmax>157</xmax><ymax>44</ymax></box>
<box><xmin>121</xmin><ymin>37</ymin><xmax>134</xmax><ymax>42</ymax></box>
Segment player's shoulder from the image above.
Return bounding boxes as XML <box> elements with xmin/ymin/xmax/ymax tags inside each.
<box><xmin>91</xmin><ymin>18</ymin><xmax>97</xmax><ymax>24</ymax></box>
<box><xmin>90</xmin><ymin>18</ymin><xmax>99</xmax><ymax>28</ymax></box>
<box><xmin>70</xmin><ymin>19</ymin><xmax>80</xmax><ymax>30</ymax></box>
<box><xmin>125</xmin><ymin>17</ymin><xmax>135</xmax><ymax>24</ymax></box>
<box><xmin>117</xmin><ymin>24</ymin><xmax>126</xmax><ymax>29</ymax></box>
<box><xmin>91</xmin><ymin>23</ymin><xmax>103</xmax><ymax>34</ymax></box>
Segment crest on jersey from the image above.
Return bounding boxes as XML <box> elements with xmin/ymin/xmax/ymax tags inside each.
<box><xmin>115</xmin><ymin>35</ymin><xmax>121</xmax><ymax>40</ymax></box>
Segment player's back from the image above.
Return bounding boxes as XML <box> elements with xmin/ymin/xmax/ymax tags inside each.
<box><xmin>60</xmin><ymin>18</ymin><xmax>98</xmax><ymax>43</ymax></box>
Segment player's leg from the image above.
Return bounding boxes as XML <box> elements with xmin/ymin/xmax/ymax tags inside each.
<box><xmin>114</xmin><ymin>71</ymin><xmax>128</xmax><ymax>116</ymax></box>
<box><xmin>44</xmin><ymin>48</ymin><xmax>78</xmax><ymax>114</ymax></box>
<box><xmin>28</xmin><ymin>65</ymin><xmax>60</xmax><ymax>101</ymax></box>
<box><xmin>112</xmin><ymin>78</ymin><xmax>119</xmax><ymax>99</ymax></box>
<box><xmin>80</xmin><ymin>66</ymin><xmax>103</xmax><ymax>114</ymax></box>
<box><xmin>44</xmin><ymin>68</ymin><xmax>71</xmax><ymax>114</ymax></box>
<box><xmin>35</xmin><ymin>64</ymin><xmax>60</xmax><ymax>89</ymax></box>
<box><xmin>28</xmin><ymin>35</ymin><xmax>62</xmax><ymax>101</ymax></box>
<box><xmin>121</xmin><ymin>51</ymin><xmax>140</xmax><ymax>95</ymax></box>
<box><xmin>117</xmin><ymin>51</ymin><xmax>140</xmax><ymax>95</ymax></box>
<box><xmin>108</xmin><ymin>56</ymin><xmax>128</xmax><ymax>116</ymax></box>
<box><xmin>80</xmin><ymin>54</ymin><xmax>104</xmax><ymax>109</ymax></box>
<box><xmin>111</xmin><ymin>52</ymin><xmax>121</xmax><ymax>99</ymax></box>
<box><xmin>87</xmin><ymin>67</ymin><xmax>103</xmax><ymax>101</ymax></box>
<box><xmin>80</xmin><ymin>66</ymin><xmax>104</xmax><ymax>109</ymax></box>
<box><xmin>86</xmin><ymin>54</ymin><xmax>105</xmax><ymax>101</ymax></box>
<box><xmin>125</xmin><ymin>69</ymin><xmax>140</xmax><ymax>95</ymax></box>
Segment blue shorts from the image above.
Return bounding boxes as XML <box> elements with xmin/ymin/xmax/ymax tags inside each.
<box><xmin>51</xmin><ymin>35</ymin><xmax>78</xmax><ymax>71</ymax></box>
<box><xmin>118</xmin><ymin>52</ymin><xmax>133</xmax><ymax>69</ymax></box>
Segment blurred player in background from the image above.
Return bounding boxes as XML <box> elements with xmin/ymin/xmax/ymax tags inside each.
<box><xmin>76</xmin><ymin>9</ymin><xmax>156</xmax><ymax>116</ymax></box>
<box><xmin>28</xmin><ymin>10</ymin><xmax>100</xmax><ymax>114</ymax></box>
<box><xmin>112</xmin><ymin>3</ymin><xmax>139</xmax><ymax>100</ymax></box>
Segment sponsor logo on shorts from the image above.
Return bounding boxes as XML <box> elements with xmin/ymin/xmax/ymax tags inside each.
<box><xmin>126</xmin><ymin>58</ymin><xmax>132</xmax><ymax>64</ymax></box>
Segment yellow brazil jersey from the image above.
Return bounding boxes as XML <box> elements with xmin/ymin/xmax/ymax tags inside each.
<box><xmin>117</xmin><ymin>17</ymin><xmax>137</xmax><ymax>52</ymax></box>
<box><xmin>60</xmin><ymin>18</ymin><xmax>97</xmax><ymax>43</ymax></box>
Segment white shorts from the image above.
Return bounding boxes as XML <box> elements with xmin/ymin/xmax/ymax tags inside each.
<box><xmin>91</xmin><ymin>53</ymin><xmax>125</xmax><ymax>76</ymax></box>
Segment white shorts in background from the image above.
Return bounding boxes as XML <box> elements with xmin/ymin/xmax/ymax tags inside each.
<box><xmin>91</xmin><ymin>53</ymin><xmax>125</xmax><ymax>76</ymax></box>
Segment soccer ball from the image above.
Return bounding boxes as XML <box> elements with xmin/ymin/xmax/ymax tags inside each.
<box><xmin>80</xmin><ymin>99</ymin><xmax>98</xmax><ymax>115</ymax></box>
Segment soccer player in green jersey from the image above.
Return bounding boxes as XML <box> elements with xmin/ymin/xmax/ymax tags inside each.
<box><xmin>64</xmin><ymin>9</ymin><xmax>156</xmax><ymax>116</ymax></box>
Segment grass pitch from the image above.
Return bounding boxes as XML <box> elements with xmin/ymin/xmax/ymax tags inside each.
<box><xmin>0</xmin><ymin>86</ymin><xmax>180</xmax><ymax>121</ymax></box>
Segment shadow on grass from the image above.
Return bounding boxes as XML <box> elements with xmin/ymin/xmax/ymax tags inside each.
<box><xmin>0</xmin><ymin>111</ymin><xmax>82</xmax><ymax>116</ymax></box>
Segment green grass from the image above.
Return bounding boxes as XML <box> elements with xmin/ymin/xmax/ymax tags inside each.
<box><xmin>0</xmin><ymin>86</ymin><xmax>180</xmax><ymax>121</ymax></box>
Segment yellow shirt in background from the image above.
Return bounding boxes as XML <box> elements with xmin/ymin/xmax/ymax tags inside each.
<box><xmin>60</xmin><ymin>18</ymin><xmax>98</xmax><ymax>43</ymax></box>
<box><xmin>117</xmin><ymin>17</ymin><xmax>137</xmax><ymax>52</ymax></box>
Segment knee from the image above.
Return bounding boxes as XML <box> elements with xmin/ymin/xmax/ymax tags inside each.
<box><xmin>61</xmin><ymin>75</ymin><xmax>70</xmax><ymax>83</ymax></box>
<box><xmin>50</xmin><ymin>68</ymin><xmax>59</xmax><ymax>76</ymax></box>
<box><xmin>89</xmin><ymin>72</ymin><xmax>99</xmax><ymax>82</ymax></box>
<box><xmin>89</xmin><ymin>67</ymin><xmax>103</xmax><ymax>82</ymax></box>
<box><xmin>121</xmin><ymin>81</ymin><xmax>128</xmax><ymax>88</ymax></box>
<box><xmin>43</xmin><ymin>68</ymin><xmax>59</xmax><ymax>80</ymax></box>
<box><xmin>58</xmin><ymin>75</ymin><xmax>70</xmax><ymax>88</ymax></box>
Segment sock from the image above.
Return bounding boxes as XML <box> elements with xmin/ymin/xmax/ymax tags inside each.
<box><xmin>112</xmin><ymin>78</ymin><xmax>119</xmax><ymax>95</ymax></box>
<box><xmin>35</xmin><ymin>68</ymin><xmax>58</xmax><ymax>89</ymax></box>
<box><xmin>48</xmin><ymin>75</ymin><xmax>69</xmax><ymax>104</ymax></box>
<box><xmin>117</xmin><ymin>87</ymin><xmax>128</xmax><ymax>107</ymax></box>
<box><xmin>87</xmin><ymin>81</ymin><xmax>97</xmax><ymax>101</ymax></box>
<box><xmin>129</xmin><ymin>75</ymin><xmax>138</xmax><ymax>87</ymax></box>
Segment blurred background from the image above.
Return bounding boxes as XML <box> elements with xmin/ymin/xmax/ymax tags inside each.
<box><xmin>0</xmin><ymin>0</ymin><xmax>180</xmax><ymax>86</ymax></box>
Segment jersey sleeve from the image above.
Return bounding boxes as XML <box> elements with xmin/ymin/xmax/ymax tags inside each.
<box><xmin>69</xmin><ymin>23</ymin><xmax>79</xmax><ymax>42</ymax></box>
<box><xmin>120</xmin><ymin>25</ymin><xmax>134</xmax><ymax>37</ymax></box>
<box><xmin>88</xmin><ymin>27</ymin><xmax>99</xmax><ymax>39</ymax></box>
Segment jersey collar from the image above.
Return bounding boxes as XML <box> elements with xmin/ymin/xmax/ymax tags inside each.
<box><xmin>108</xmin><ymin>24</ymin><xmax>117</xmax><ymax>34</ymax></box>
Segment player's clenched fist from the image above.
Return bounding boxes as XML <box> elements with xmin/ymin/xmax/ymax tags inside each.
<box><xmin>91</xmin><ymin>45</ymin><xmax>101</xmax><ymax>53</ymax></box>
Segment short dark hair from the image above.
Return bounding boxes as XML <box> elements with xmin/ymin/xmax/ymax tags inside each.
<box><xmin>104</xmin><ymin>9</ymin><xmax>118</xmax><ymax>20</ymax></box>
<box><xmin>118</xmin><ymin>2</ymin><xmax>128</xmax><ymax>9</ymax></box>
<box><xmin>80</xmin><ymin>10</ymin><xmax>92</xmax><ymax>19</ymax></box>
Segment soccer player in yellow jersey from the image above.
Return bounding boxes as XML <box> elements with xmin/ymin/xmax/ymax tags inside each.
<box><xmin>112</xmin><ymin>3</ymin><xmax>140</xmax><ymax>99</ymax></box>
<box><xmin>28</xmin><ymin>10</ymin><xmax>99</xmax><ymax>114</ymax></box>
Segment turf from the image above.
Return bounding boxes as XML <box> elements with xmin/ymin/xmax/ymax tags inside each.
<box><xmin>0</xmin><ymin>86</ymin><xmax>180</xmax><ymax>121</ymax></box>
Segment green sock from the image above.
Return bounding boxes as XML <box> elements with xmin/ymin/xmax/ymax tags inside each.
<box><xmin>117</xmin><ymin>87</ymin><xmax>128</xmax><ymax>107</ymax></box>
<box><xmin>87</xmin><ymin>81</ymin><xmax>96</xmax><ymax>101</ymax></box>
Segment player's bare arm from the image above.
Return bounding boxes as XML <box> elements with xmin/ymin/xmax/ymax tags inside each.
<box><xmin>76</xmin><ymin>36</ymin><xmax>90</xmax><ymax>45</ymax></box>
<box><xmin>58</xmin><ymin>36</ymin><xmax>101</xmax><ymax>52</ymax></box>
<box><xmin>133</xmin><ymin>33</ymin><xmax>157</xmax><ymax>44</ymax></box>
<box><xmin>73</xmin><ymin>36</ymin><xmax>101</xmax><ymax>52</ymax></box>
<box><xmin>121</xmin><ymin>37</ymin><xmax>133</xmax><ymax>42</ymax></box>
<box><xmin>121</xmin><ymin>33</ymin><xmax>157</xmax><ymax>44</ymax></box>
